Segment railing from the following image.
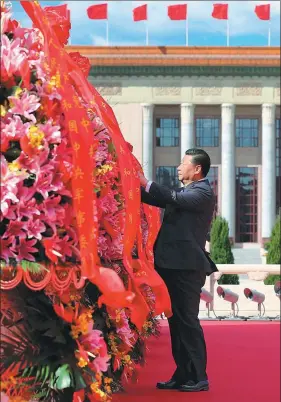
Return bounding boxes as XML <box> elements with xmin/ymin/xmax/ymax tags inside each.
<box><xmin>201</xmin><ymin>264</ymin><xmax>280</xmax><ymax>319</ymax></box>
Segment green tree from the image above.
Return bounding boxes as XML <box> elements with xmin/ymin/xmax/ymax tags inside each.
<box><xmin>264</xmin><ymin>217</ymin><xmax>281</xmax><ymax>285</ymax></box>
<box><xmin>210</xmin><ymin>216</ymin><xmax>239</xmax><ymax>285</ymax></box>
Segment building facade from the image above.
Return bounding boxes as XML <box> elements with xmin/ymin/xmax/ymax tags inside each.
<box><xmin>69</xmin><ymin>46</ymin><xmax>280</xmax><ymax>246</ymax></box>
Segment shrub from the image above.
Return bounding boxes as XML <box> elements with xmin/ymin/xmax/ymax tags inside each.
<box><xmin>264</xmin><ymin>217</ymin><xmax>281</xmax><ymax>285</ymax></box>
<box><xmin>210</xmin><ymin>217</ymin><xmax>239</xmax><ymax>285</ymax></box>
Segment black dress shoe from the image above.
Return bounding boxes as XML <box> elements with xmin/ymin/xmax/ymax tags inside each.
<box><xmin>156</xmin><ymin>379</ymin><xmax>180</xmax><ymax>390</ymax></box>
<box><xmin>179</xmin><ymin>380</ymin><xmax>209</xmax><ymax>392</ymax></box>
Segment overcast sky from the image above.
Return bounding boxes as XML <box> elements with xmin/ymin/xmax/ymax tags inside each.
<box><xmin>12</xmin><ymin>1</ymin><xmax>280</xmax><ymax>46</ymax></box>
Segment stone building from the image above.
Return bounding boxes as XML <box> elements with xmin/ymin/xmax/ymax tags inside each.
<box><xmin>68</xmin><ymin>45</ymin><xmax>280</xmax><ymax>246</ymax></box>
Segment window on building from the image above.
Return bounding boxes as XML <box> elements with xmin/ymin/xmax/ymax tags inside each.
<box><xmin>155</xmin><ymin>118</ymin><xmax>179</xmax><ymax>147</ymax></box>
<box><xmin>206</xmin><ymin>167</ymin><xmax>218</xmax><ymax>215</ymax></box>
<box><xmin>155</xmin><ymin>166</ymin><xmax>179</xmax><ymax>189</ymax></box>
<box><xmin>235</xmin><ymin>118</ymin><xmax>259</xmax><ymax>147</ymax></box>
<box><xmin>276</xmin><ymin>119</ymin><xmax>281</xmax><ymax>215</ymax></box>
<box><xmin>195</xmin><ymin>118</ymin><xmax>220</xmax><ymax>147</ymax></box>
<box><xmin>236</xmin><ymin>167</ymin><xmax>258</xmax><ymax>242</ymax></box>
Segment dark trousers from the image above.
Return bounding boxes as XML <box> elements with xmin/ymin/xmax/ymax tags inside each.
<box><xmin>157</xmin><ymin>267</ymin><xmax>208</xmax><ymax>383</ymax></box>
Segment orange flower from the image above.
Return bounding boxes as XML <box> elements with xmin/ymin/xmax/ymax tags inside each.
<box><xmin>77</xmin><ymin>357</ymin><xmax>88</xmax><ymax>368</ymax></box>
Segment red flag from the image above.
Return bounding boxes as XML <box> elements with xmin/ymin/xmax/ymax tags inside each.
<box><xmin>168</xmin><ymin>4</ymin><xmax>187</xmax><ymax>20</ymax></box>
<box><xmin>255</xmin><ymin>4</ymin><xmax>270</xmax><ymax>20</ymax></box>
<box><xmin>87</xmin><ymin>3</ymin><xmax>108</xmax><ymax>20</ymax></box>
<box><xmin>212</xmin><ymin>4</ymin><xmax>228</xmax><ymax>20</ymax></box>
<box><xmin>44</xmin><ymin>4</ymin><xmax>70</xmax><ymax>20</ymax></box>
<box><xmin>133</xmin><ymin>4</ymin><xmax>147</xmax><ymax>22</ymax></box>
<box><xmin>43</xmin><ymin>4</ymin><xmax>71</xmax><ymax>45</ymax></box>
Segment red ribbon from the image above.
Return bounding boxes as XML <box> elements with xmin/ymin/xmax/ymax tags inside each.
<box><xmin>20</xmin><ymin>1</ymin><xmax>172</xmax><ymax>325</ymax></box>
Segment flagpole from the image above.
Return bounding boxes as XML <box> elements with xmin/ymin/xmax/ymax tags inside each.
<box><xmin>226</xmin><ymin>19</ymin><xmax>230</xmax><ymax>47</ymax></box>
<box><xmin>185</xmin><ymin>17</ymin><xmax>188</xmax><ymax>46</ymax></box>
<box><xmin>146</xmin><ymin>20</ymin><xmax>149</xmax><ymax>46</ymax></box>
<box><xmin>268</xmin><ymin>21</ymin><xmax>271</xmax><ymax>46</ymax></box>
<box><xmin>106</xmin><ymin>20</ymin><xmax>109</xmax><ymax>45</ymax></box>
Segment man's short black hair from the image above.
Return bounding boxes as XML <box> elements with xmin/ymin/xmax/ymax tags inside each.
<box><xmin>185</xmin><ymin>148</ymin><xmax>211</xmax><ymax>177</ymax></box>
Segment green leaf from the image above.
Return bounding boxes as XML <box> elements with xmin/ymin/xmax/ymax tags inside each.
<box><xmin>54</xmin><ymin>364</ymin><xmax>73</xmax><ymax>390</ymax></box>
<box><xmin>108</xmin><ymin>142</ymin><xmax>115</xmax><ymax>154</ymax></box>
<box><xmin>42</xmin><ymin>365</ymin><xmax>50</xmax><ymax>386</ymax></box>
<box><xmin>73</xmin><ymin>367</ymin><xmax>87</xmax><ymax>390</ymax></box>
<box><xmin>21</xmin><ymin>260</ymin><xmax>48</xmax><ymax>274</ymax></box>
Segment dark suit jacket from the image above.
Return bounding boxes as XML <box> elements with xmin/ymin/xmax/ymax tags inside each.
<box><xmin>141</xmin><ymin>179</ymin><xmax>218</xmax><ymax>275</ymax></box>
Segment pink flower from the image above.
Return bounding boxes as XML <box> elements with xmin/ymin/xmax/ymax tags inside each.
<box><xmin>92</xmin><ymin>355</ymin><xmax>111</xmax><ymax>373</ymax></box>
<box><xmin>1</xmin><ymin>35</ymin><xmax>28</xmax><ymax>83</ymax></box>
<box><xmin>97</xmin><ymin>233</ymin><xmax>108</xmax><ymax>257</ymax></box>
<box><xmin>98</xmin><ymin>192</ymin><xmax>119</xmax><ymax>215</ymax></box>
<box><xmin>21</xmin><ymin>28</ymin><xmax>43</xmax><ymax>53</ymax></box>
<box><xmin>16</xmin><ymin>238</ymin><xmax>38</xmax><ymax>262</ymax></box>
<box><xmin>0</xmin><ymin>237</ymin><xmax>17</xmax><ymax>262</ymax></box>
<box><xmin>103</xmin><ymin>234</ymin><xmax>123</xmax><ymax>260</ymax></box>
<box><xmin>26</xmin><ymin>219</ymin><xmax>46</xmax><ymax>240</ymax></box>
<box><xmin>40</xmin><ymin>196</ymin><xmax>65</xmax><ymax>233</ymax></box>
<box><xmin>80</xmin><ymin>329</ymin><xmax>104</xmax><ymax>350</ymax></box>
<box><xmin>15</xmin><ymin>184</ymin><xmax>40</xmax><ymax>220</ymax></box>
<box><xmin>3</xmin><ymin>220</ymin><xmax>27</xmax><ymax>240</ymax></box>
<box><xmin>0</xmin><ymin>392</ymin><xmax>9</xmax><ymax>402</ymax></box>
<box><xmin>29</xmin><ymin>51</ymin><xmax>46</xmax><ymax>80</ymax></box>
<box><xmin>1</xmin><ymin>115</ymin><xmax>30</xmax><ymax>142</ymax></box>
<box><xmin>1</xmin><ymin>9</ymin><xmax>12</xmax><ymax>35</ymax></box>
<box><xmin>38</xmin><ymin>120</ymin><xmax>61</xmax><ymax>144</ymax></box>
<box><xmin>8</xmin><ymin>91</ymin><xmax>40</xmax><ymax>123</ymax></box>
<box><xmin>0</xmin><ymin>155</ymin><xmax>27</xmax><ymax>217</ymax></box>
<box><xmin>56</xmin><ymin>235</ymin><xmax>79</xmax><ymax>262</ymax></box>
<box><xmin>17</xmin><ymin>146</ymin><xmax>49</xmax><ymax>171</ymax></box>
<box><xmin>33</xmin><ymin>162</ymin><xmax>66</xmax><ymax>200</ymax></box>
<box><xmin>95</xmin><ymin>149</ymin><xmax>108</xmax><ymax>165</ymax></box>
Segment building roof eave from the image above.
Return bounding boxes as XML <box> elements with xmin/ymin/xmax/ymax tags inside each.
<box><xmin>89</xmin><ymin>65</ymin><xmax>280</xmax><ymax>77</ymax></box>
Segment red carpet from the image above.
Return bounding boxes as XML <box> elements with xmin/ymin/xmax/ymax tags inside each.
<box><xmin>116</xmin><ymin>321</ymin><xmax>280</xmax><ymax>402</ymax></box>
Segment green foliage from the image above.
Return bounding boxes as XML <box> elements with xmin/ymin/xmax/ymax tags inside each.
<box><xmin>0</xmin><ymin>286</ymin><xmax>78</xmax><ymax>401</ymax></box>
<box><xmin>210</xmin><ymin>216</ymin><xmax>239</xmax><ymax>285</ymax></box>
<box><xmin>264</xmin><ymin>275</ymin><xmax>280</xmax><ymax>285</ymax></box>
<box><xmin>0</xmin><ymin>259</ymin><xmax>47</xmax><ymax>274</ymax></box>
<box><xmin>53</xmin><ymin>364</ymin><xmax>74</xmax><ymax>390</ymax></box>
<box><xmin>264</xmin><ymin>217</ymin><xmax>281</xmax><ymax>285</ymax></box>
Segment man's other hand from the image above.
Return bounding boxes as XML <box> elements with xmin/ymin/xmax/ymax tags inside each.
<box><xmin>138</xmin><ymin>172</ymin><xmax>148</xmax><ymax>187</ymax></box>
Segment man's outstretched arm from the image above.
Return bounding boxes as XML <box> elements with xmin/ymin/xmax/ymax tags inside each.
<box><xmin>141</xmin><ymin>186</ymin><xmax>166</xmax><ymax>209</ymax></box>
<box><xmin>146</xmin><ymin>181</ymin><xmax>207</xmax><ymax>212</ymax></box>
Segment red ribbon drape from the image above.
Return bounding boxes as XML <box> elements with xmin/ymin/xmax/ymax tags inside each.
<box><xmin>20</xmin><ymin>1</ymin><xmax>172</xmax><ymax>324</ymax></box>
<box><xmin>21</xmin><ymin>1</ymin><xmax>99</xmax><ymax>282</ymax></box>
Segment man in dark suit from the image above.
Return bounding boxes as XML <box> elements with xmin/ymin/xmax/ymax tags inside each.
<box><xmin>139</xmin><ymin>148</ymin><xmax>218</xmax><ymax>393</ymax></box>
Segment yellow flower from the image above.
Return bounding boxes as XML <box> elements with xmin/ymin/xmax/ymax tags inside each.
<box><xmin>77</xmin><ymin>357</ymin><xmax>88</xmax><ymax>368</ymax></box>
<box><xmin>28</xmin><ymin>126</ymin><xmax>45</xmax><ymax>148</ymax></box>
<box><xmin>105</xmin><ymin>385</ymin><xmax>112</xmax><ymax>394</ymax></box>
<box><xmin>0</xmin><ymin>104</ymin><xmax>6</xmax><ymax>117</ymax></box>
<box><xmin>70</xmin><ymin>325</ymin><xmax>81</xmax><ymax>339</ymax></box>
<box><xmin>14</xmin><ymin>87</ymin><xmax>23</xmax><ymax>97</ymax></box>
<box><xmin>123</xmin><ymin>354</ymin><xmax>131</xmax><ymax>363</ymax></box>
<box><xmin>48</xmin><ymin>73</ymin><xmax>61</xmax><ymax>89</ymax></box>
<box><xmin>95</xmin><ymin>372</ymin><xmax>102</xmax><ymax>383</ymax></box>
<box><xmin>8</xmin><ymin>161</ymin><xmax>21</xmax><ymax>172</ymax></box>
<box><xmin>104</xmin><ymin>377</ymin><xmax>113</xmax><ymax>384</ymax></box>
<box><xmin>9</xmin><ymin>88</ymin><xmax>23</xmax><ymax>108</ymax></box>
<box><xmin>96</xmin><ymin>164</ymin><xmax>113</xmax><ymax>176</ymax></box>
<box><xmin>90</xmin><ymin>382</ymin><xmax>99</xmax><ymax>392</ymax></box>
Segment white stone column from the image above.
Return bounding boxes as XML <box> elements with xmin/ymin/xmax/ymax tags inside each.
<box><xmin>262</xmin><ymin>103</ymin><xmax>276</xmax><ymax>240</ymax></box>
<box><xmin>141</xmin><ymin>103</ymin><xmax>154</xmax><ymax>180</ymax></box>
<box><xmin>181</xmin><ymin>103</ymin><xmax>195</xmax><ymax>159</ymax></box>
<box><xmin>221</xmin><ymin>103</ymin><xmax>236</xmax><ymax>240</ymax></box>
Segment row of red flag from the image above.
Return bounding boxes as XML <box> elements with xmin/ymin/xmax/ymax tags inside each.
<box><xmin>87</xmin><ymin>3</ymin><xmax>271</xmax><ymax>22</ymax></box>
